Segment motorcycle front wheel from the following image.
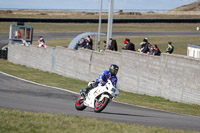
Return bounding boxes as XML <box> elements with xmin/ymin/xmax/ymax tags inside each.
<box><xmin>94</xmin><ymin>97</ymin><xmax>110</xmax><ymax>113</ymax></box>
<box><xmin>75</xmin><ymin>96</ymin><xmax>87</xmax><ymax>111</ymax></box>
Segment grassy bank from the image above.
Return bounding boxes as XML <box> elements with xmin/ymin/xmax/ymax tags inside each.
<box><xmin>0</xmin><ymin>59</ymin><xmax>199</xmax><ymax>117</ymax></box>
<box><xmin>1</xmin><ymin>108</ymin><xmax>198</xmax><ymax>133</ymax></box>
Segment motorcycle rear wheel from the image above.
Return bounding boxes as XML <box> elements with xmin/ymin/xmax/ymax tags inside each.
<box><xmin>94</xmin><ymin>97</ymin><xmax>110</xmax><ymax>113</ymax></box>
<box><xmin>75</xmin><ymin>96</ymin><xmax>87</xmax><ymax>111</ymax></box>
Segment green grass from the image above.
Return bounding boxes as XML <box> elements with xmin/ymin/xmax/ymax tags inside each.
<box><xmin>112</xmin><ymin>36</ymin><xmax>200</xmax><ymax>55</ymax></box>
<box><xmin>1</xmin><ymin>20</ymin><xmax>200</xmax><ymax>56</ymax></box>
<box><xmin>33</xmin><ymin>39</ymin><xmax>70</xmax><ymax>48</ymax></box>
<box><xmin>0</xmin><ymin>59</ymin><xmax>86</xmax><ymax>93</ymax></box>
<box><xmin>1</xmin><ymin>12</ymin><xmax>200</xmax><ymax>132</ymax></box>
<box><xmin>2</xmin><ymin>21</ymin><xmax>200</xmax><ymax>56</ymax></box>
<box><xmin>1</xmin><ymin>108</ymin><xmax>198</xmax><ymax>133</ymax></box>
<box><xmin>32</xmin><ymin>36</ymin><xmax>200</xmax><ymax>55</ymax></box>
<box><xmin>0</xmin><ymin>59</ymin><xmax>200</xmax><ymax>117</ymax></box>
<box><xmin>0</xmin><ymin>22</ymin><xmax>200</xmax><ymax>33</ymax></box>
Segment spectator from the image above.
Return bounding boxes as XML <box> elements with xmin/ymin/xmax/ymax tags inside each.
<box><xmin>38</xmin><ymin>36</ymin><xmax>47</xmax><ymax>48</ymax></box>
<box><xmin>17</xmin><ymin>31</ymin><xmax>21</xmax><ymax>39</ymax></box>
<box><xmin>147</xmin><ymin>45</ymin><xmax>154</xmax><ymax>55</ymax></box>
<box><xmin>123</xmin><ymin>38</ymin><xmax>128</xmax><ymax>48</ymax></box>
<box><xmin>110</xmin><ymin>38</ymin><xmax>118</xmax><ymax>51</ymax></box>
<box><xmin>138</xmin><ymin>37</ymin><xmax>148</xmax><ymax>52</ymax></box>
<box><xmin>103</xmin><ymin>40</ymin><xmax>108</xmax><ymax>50</ymax></box>
<box><xmin>153</xmin><ymin>44</ymin><xmax>161</xmax><ymax>56</ymax></box>
<box><xmin>124</xmin><ymin>38</ymin><xmax>135</xmax><ymax>51</ymax></box>
<box><xmin>76</xmin><ymin>38</ymin><xmax>86</xmax><ymax>49</ymax></box>
<box><xmin>15</xmin><ymin>31</ymin><xmax>21</xmax><ymax>39</ymax></box>
<box><xmin>85</xmin><ymin>36</ymin><xmax>93</xmax><ymax>50</ymax></box>
<box><xmin>166</xmin><ymin>41</ymin><xmax>174</xmax><ymax>54</ymax></box>
<box><xmin>140</xmin><ymin>38</ymin><xmax>150</xmax><ymax>53</ymax></box>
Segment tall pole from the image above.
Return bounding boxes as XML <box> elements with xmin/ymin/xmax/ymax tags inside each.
<box><xmin>97</xmin><ymin>0</ymin><xmax>103</xmax><ymax>51</ymax></box>
<box><xmin>107</xmin><ymin>0</ymin><xmax>114</xmax><ymax>46</ymax></box>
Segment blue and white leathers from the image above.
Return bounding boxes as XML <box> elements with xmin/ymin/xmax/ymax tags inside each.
<box><xmin>96</xmin><ymin>70</ymin><xmax>118</xmax><ymax>87</ymax></box>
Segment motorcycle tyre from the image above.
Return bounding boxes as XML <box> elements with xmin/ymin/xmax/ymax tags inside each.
<box><xmin>94</xmin><ymin>97</ymin><xmax>110</xmax><ymax>113</ymax></box>
<box><xmin>75</xmin><ymin>96</ymin><xmax>87</xmax><ymax>111</ymax></box>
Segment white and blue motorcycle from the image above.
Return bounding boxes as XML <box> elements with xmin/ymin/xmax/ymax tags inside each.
<box><xmin>75</xmin><ymin>80</ymin><xmax>119</xmax><ymax>113</ymax></box>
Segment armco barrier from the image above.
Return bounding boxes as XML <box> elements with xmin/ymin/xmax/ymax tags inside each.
<box><xmin>8</xmin><ymin>44</ymin><xmax>200</xmax><ymax>105</ymax></box>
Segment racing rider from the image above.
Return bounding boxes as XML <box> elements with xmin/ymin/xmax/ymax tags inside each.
<box><xmin>84</xmin><ymin>64</ymin><xmax>119</xmax><ymax>95</ymax></box>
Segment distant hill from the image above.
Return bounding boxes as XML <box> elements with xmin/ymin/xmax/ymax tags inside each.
<box><xmin>168</xmin><ymin>1</ymin><xmax>200</xmax><ymax>15</ymax></box>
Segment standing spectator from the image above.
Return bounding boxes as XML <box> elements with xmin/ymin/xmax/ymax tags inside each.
<box><xmin>38</xmin><ymin>36</ymin><xmax>47</xmax><ymax>48</ymax></box>
<box><xmin>140</xmin><ymin>39</ymin><xmax>150</xmax><ymax>53</ymax></box>
<box><xmin>166</xmin><ymin>41</ymin><xmax>174</xmax><ymax>54</ymax></box>
<box><xmin>110</xmin><ymin>38</ymin><xmax>118</xmax><ymax>51</ymax></box>
<box><xmin>124</xmin><ymin>38</ymin><xmax>135</xmax><ymax>51</ymax></box>
<box><xmin>153</xmin><ymin>44</ymin><xmax>161</xmax><ymax>56</ymax></box>
<box><xmin>85</xmin><ymin>36</ymin><xmax>93</xmax><ymax>50</ymax></box>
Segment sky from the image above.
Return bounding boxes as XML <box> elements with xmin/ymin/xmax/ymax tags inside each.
<box><xmin>0</xmin><ymin>0</ymin><xmax>197</xmax><ymax>11</ymax></box>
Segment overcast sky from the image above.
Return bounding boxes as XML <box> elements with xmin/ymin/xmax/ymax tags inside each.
<box><xmin>0</xmin><ymin>0</ymin><xmax>197</xmax><ymax>11</ymax></box>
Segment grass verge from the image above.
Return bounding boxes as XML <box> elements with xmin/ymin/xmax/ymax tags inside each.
<box><xmin>0</xmin><ymin>59</ymin><xmax>199</xmax><ymax>117</ymax></box>
<box><xmin>0</xmin><ymin>107</ymin><xmax>198</xmax><ymax>133</ymax></box>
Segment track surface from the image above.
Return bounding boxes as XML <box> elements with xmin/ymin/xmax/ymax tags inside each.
<box><xmin>1</xmin><ymin>31</ymin><xmax>200</xmax><ymax>48</ymax></box>
<box><xmin>0</xmin><ymin>72</ymin><xmax>200</xmax><ymax>131</ymax></box>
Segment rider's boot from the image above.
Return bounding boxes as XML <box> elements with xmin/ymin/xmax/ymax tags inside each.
<box><xmin>84</xmin><ymin>89</ymin><xmax>90</xmax><ymax>96</ymax></box>
<box><xmin>84</xmin><ymin>84</ymin><xmax>93</xmax><ymax>95</ymax></box>
<box><xmin>82</xmin><ymin>82</ymin><xmax>98</xmax><ymax>97</ymax></box>
<box><xmin>80</xmin><ymin>89</ymin><xmax>86</xmax><ymax>99</ymax></box>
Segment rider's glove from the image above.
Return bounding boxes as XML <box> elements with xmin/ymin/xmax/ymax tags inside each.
<box><xmin>99</xmin><ymin>79</ymin><xmax>105</xmax><ymax>85</ymax></box>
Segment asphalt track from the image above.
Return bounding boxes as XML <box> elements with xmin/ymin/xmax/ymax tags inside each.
<box><xmin>1</xmin><ymin>31</ymin><xmax>200</xmax><ymax>48</ymax></box>
<box><xmin>0</xmin><ymin>72</ymin><xmax>200</xmax><ymax>131</ymax></box>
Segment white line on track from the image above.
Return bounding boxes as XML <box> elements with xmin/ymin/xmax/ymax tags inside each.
<box><xmin>1</xmin><ymin>71</ymin><xmax>199</xmax><ymax>118</ymax></box>
<box><xmin>0</xmin><ymin>71</ymin><xmax>79</xmax><ymax>95</ymax></box>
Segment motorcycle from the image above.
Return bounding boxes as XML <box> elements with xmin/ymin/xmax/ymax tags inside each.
<box><xmin>75</xmin><ymin>80</ymin><xmax>119</xmax><ymax>113</ymax></box>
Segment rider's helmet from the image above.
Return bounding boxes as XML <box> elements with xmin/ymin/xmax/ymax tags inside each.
<box><xmin>109</xmin><ymin>64</ymin><xmax>119</xmax><ymax>76</ymax></box>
